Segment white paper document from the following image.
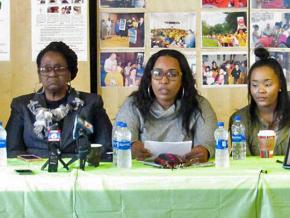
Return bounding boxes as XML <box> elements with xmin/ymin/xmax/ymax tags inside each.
<box><xmin>144</xmin><ymin>141</ymin><xmax>192</xmax><ymax>159</ymax></box>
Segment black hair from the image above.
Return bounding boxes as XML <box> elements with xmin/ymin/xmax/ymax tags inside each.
<box><xmin>36</xmin><ymin>41</ymin><xmax>78</xmax><ymax>80</ymax></box>
<box><xmin>130</xmin><ymin>49</ymin><xmax>201</xmax><ymax>135</ymax></box>
<box><xmin>248</xmin><ymin>47</ymin><xmax>290</xmax><ymax>129</ymax></box>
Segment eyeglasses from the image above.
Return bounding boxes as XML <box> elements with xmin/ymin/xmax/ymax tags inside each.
<box><xmin>151</xmin><ymin>68</ymin><xmax>181</xmax><ymax>81</ymax></box>
<box><xmin>38</xmin><ymin>66</ymin><xmax>68</xmax><ymax>75</ymax></box>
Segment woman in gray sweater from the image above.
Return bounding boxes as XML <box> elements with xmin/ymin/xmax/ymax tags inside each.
<box><xmin>115</xmin><ymin>49</ymin><xmax>217</xmax><ymax>163</ymax></box>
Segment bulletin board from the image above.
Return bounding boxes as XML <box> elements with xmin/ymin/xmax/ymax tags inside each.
<box><xmin>91</xmin><ymin>0</ymin><xmax>290</xmax><ymax>125</ymax></box>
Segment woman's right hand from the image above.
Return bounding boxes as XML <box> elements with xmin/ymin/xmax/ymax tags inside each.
<box><xmin>132</xmin><ymin>140</ymin><xmax>151</xmax><ymax>160</ymax></box>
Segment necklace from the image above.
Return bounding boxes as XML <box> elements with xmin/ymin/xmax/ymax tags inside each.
<box><xmin>27</xmin><ymin>95</ymin><xmax>84</xmax><ymax>139</ymax></box>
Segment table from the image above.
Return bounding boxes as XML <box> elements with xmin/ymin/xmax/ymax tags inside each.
<box><xmin>0</xmin><ymin>157</ymin><xmax>289</xmax><ymax>218</ymax></box>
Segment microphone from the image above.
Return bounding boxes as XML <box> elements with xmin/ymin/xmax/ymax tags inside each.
<box><xmin>73</xmin><ymin>116</ymin><xmax>94</xmax><ymax>140</ymax></box>
<box><xmin>72</xmin><ymin>115</ymin><xmax>94</xmax><ymax>170</ymax></box>
<box><xmin>47</xmin><ymin>123</ymin><xmax>61</xmax><ymax>172</ymax></box>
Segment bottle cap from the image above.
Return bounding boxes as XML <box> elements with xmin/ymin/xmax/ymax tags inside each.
<box><xmin>116</xmin><ymin>121</ymin><xmax>124</xmax><ymax>127</ymax></box>
<box><xmin>234</xmin><ymin>115</ymin><xmax>241</xmax><ymax>121</ymax></box>
<box><xmin>116</xmin><ymin>121</ymin><xmax>127</xmax><ymax>128</ymax></box>
<box><xmin>217</xmin><ymin>122</ymin><xmax>224</xmax><ymax>127</ymax></box>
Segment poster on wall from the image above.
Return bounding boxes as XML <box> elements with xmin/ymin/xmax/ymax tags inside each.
<box><xmin>202</xmin><ymin>12</ymin><xmax>247</xmax><ymax>48</ymax></box>
<box><xmin>252</xmin><ymin>0</ymin><xmax>290</xmax><ymax>9</ymax></box>
<box><xmin>202</xmin><ymin>52</ymin><xmax>248</xmax><ymax>87</ymax></box>
<box><xmin>100</xmin><ymin>13</ymin><xmax>144</xmax><ymax>48</ymax></box>
<box><xmin>251</xmin><ymin>50</ymin><xmax>290</xmax><ymax>85</ymax></box>
<box><xmin>150</xmin><ymin>12</ymin><xmax>196</xmax><ymax>48</ymax></box>
<box><xmin>100</xmin><ymin>0</ymin><xmax>145</xmax><ymax>8</ymax></box>
<box><xmin>31</xmin><ymin>0</ymin><xmax>88</xmax><ymax>61</ymax></box>
<box><xmin>100</xmin><ymin>51</ymin><xmax>144</xmax><ymax>87</ymax></box>
<box><xmin>202</xmin><ymin>0</ymin><xmax>247</xmax><ymax>8</ymax></box>
<box><xmin>0</xmin><ymin>0</ymin><xmax>10</xmax><ymax>61</ymax></box>
<box><xmin>251</xmin><ymin>12</ymin><xmax>290</xmax><ymax>48</ymax></box>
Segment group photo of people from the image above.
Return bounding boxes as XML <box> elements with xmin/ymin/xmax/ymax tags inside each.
<box><xmin>202</xmin><ymin>53</ymin><xmax>248</xmax><ymax>86</ymax></box>
<box><xmin>251</xmin><ymin>12</ymin><xmax>290</xmax><ymax>48</ymax></box>
<box><xmin>202</xmin><ymin>0</ymin><xmax>247</xmax><ymax>8</ymax></box>
<box><xmin>100</xmin><ymin>0</ymin><xmax>145</xmax><ymax>8</ymax></box>
<box><xmin>100</xmin><ymin>13</ymin><xmax>144</xmax><ymax>48</ymax></box>
<box><xmin>202</xmin><ymin>12</ymin><xmax>247</xmax><ymax>47</ymax></box>
<box><xmin>150</xmin><ymin>13</ymin><xmax>196</xmax><ymax>48</ymax></box>
<box><xmin>100</xmin><ymin>52</ymin><xmax>144</xmax><ymax>87</ymax></box>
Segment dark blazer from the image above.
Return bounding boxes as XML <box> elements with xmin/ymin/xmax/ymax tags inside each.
<box><xmin>6</xmin><ymin>88</ymin><xmax>112</xmax><ymax>161</ymax></box>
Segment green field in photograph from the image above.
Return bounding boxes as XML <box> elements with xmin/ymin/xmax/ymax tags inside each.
<box><xmin>202</xmin><ymin>37</ymin><xmax>218</xmax><ymax>47</ymax></box>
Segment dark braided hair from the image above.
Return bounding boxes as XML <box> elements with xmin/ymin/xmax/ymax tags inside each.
<box><xmin>36</xmin><ymin>41</ymin><xmax>78</xmax><ymax>80</ymax></box>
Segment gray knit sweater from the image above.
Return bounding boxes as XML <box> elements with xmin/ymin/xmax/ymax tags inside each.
<box><xmin>114</xmin><ymin>95</ymin><xmax>217</xmax><ymax>158</ymax></box>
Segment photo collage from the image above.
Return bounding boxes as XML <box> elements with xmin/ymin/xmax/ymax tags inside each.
<box><xmin>98</xmin><ymin>0</ymin><xmax>290</xmax><ymax>88</ymax></box>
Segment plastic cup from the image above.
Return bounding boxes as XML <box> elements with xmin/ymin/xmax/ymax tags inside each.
<box><xmin>257</xmin><ymin>130</ymin><xmax>276</xmax><ymax>158</ymax></box>
<box><xmin>87</xmin><ymin>144</ymin><xmax>103</xmax><ymax>167</ymax></box>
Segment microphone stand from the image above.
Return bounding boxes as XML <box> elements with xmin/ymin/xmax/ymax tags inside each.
<box><xmin>66</xmin><ymin>135</ymin><xmax>91</xmax><ymax>170</ymax></box>
<box><xmin>41</xmin><ymin>149</ymin><xmax>70</xmax><ymax>171</ymax></box>
<box><xmin>41</xmin><ymin>125</ymin><xmax>69</xmax><ymax>172</ymax></box>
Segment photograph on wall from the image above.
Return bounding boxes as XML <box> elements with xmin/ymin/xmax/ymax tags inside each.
<box><xmin>251</xmin><ymin>12</ymin><xmax>290</xmax><ymax>48</ymax></box>
<box><xmin>202</xmin><ymin>52</ymin><xmax>248</xmax><ymax>86</ymax></box>
<box><xmin>100</xmin><ymin>13</ymin><xmax>144</xmax><ymax>48</ymax></box>
<box><xmin>251</xmin><ymin>50</ymin><xmax>290</xmax><ymax>85</ymax></box>
<box><xmin>150</xmin><ymin>12</ymin><xmax>196</xmax><ymax>48</ymax></box>
<box><xmin>100</xmin><ymin>51</ymin><xmax>145</xmax><ymax>87</ymax></box>
<box><xmin>202</xmin><ymin>0</ymin><xmax>247</xmax><ymax>8</ymax></box>
<box><xmin>252</xmin><ymin>0</ymin><xmax>290</xmax><ymax>9</ymax></box>
<box><xmin>202</xmin><ymin>12</ymin><xmax>247</xmax><ymax>48</ymax></box>
<box><xmin>0</xmin><ymin>0</ymin><xmax>10</xmax><ymax>61</ymax></box>
<box><xmin>100</xmin><ymin>0</ymin><xmax>145</xmax><ymax>8</ymax></box>
<box><xmin>184</xmin><ymin>52</ymin><xmax>197</xmax><ymax>80</ymax></box>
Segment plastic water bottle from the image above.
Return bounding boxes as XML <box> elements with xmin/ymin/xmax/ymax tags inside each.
<box><xmin>0</xmin><ymin>122</ymin><xmax>7</xmax><ymax>167</ymax></box>
<box><xmin>214</xmin><ymin>122</ymin><xmax>229</xmax><ymax>168</ymax></box>
<box><xmin>231</xmin><ymin>115</ymin><xmax>246</xmax><ymax>160</ymax></box>
<box><xmin>116</xmin><ymin>122</ymin><xmax>132</xmax><ymax>169</ymax></box>
<box><xmin>112</xmin><ymin>121</ymin><xmax>122</xmax><ymax>167</ymax></box>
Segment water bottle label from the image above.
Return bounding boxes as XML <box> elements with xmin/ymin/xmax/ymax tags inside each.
<box><xmin>216</xmin><ymin>139</ymin><xmax>228</xmax><ymax>149</ymax></box>
<box><xmin>113</xmin><ymin>140</ymin><xmax>118</xmax><ymax>149</ymax></box>
<box><xmin>232</xmin><ymin>134</ymin><xmax>246</xmax><ymax>142</ymax></box>
<box><xmin>0</xmin><ymin>140</ymin><xmax>6</xmax><ymax>148</ymax></box>
<box><xmin>232</xmin><ymin>134</ymin><xmax>242</xmax><ymax>143</ymax></box>
<box><xmin>118</xmin><ymin>141</ymin><xmax>131</xmax><ymax>150</ymax></box>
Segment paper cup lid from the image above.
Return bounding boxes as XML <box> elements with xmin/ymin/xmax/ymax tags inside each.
<box><xmin>258</xmin><ymin>130</ymin><xmax>276</xmax><ymax>137</ymax></box>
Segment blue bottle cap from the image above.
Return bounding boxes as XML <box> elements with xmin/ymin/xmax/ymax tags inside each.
<box><xmin>234</xmin><ymin>115</ymin><xmax>241</xmax><ymax>121</ymax></box>
<box><xmin>217</xmin><ymin>122</ymin><xmax>224</xmax><ymax>127</ymax></box>
<box><xmin>116</xmin><ymin>121</ymin><xmax>127</xmax><ymax>128</ymax></box>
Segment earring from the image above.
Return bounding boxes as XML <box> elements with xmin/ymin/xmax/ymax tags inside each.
<box><xmin>67</xmin><ymin>80</ymin><xmax>71</xmax><ymax>93</ymax></box>
<box><xmin>147</xmin><ymin>86</ymin><xmax>152</xmax><ymax>99</ymax></box>
<box><xmin>182</xmin><ymin>88</ymin><xmax>185</xmax><ymax>99</ymax></box>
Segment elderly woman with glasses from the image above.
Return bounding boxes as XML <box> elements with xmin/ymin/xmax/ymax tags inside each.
<box><xmin>6</xmin><ymin>41</ymin><xmax>112</xmax><ymax>160</ymax></box>
<box><xmin>115</xmin><ymin>49</ymin><xmax>217</xmax><ymax>163</ymax></box>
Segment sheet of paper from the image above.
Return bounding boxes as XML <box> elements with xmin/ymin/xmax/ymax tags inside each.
<box><xmin>144</xmin><ymin>141</ymin><xmax>192</xmax><ymax>159</ymax></box>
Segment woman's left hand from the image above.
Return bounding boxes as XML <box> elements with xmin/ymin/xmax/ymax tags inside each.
<box><xmin>184</xmin><ymin>145</ymin><xmax>209</xmax><ymax>163</ymax></box>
